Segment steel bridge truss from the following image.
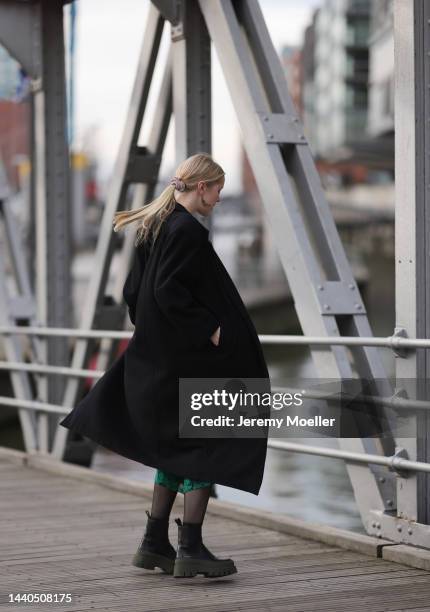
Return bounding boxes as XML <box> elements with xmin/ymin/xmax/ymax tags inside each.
<box><xmin>0</xmin><ymin>0</ymin><xmax>429</xmax><ymax>547</ymax></box>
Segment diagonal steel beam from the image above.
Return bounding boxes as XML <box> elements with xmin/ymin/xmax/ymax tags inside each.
<box><xmin>52</xmin><ymin>4</ymin><xmax>169</xmax><ymax>458</ymax></box>
<box><xmin>91</xmin><ymin>50</ymin><xmax>173</xmax><ymax>405</ymax></box>
<box><xmin>0</xmin><ymin>198</ymin><xmax>41</xmax><ymax>452</ymax></box>
<box><xmin>199</xmin><ymin>0</ymin><xmax>394</xmax><ymax>527</ymax></box>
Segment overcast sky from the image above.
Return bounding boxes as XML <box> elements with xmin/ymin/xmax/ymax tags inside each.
<box><xmin>71</xmin><ymin>0</ymin><xmax>322</xmax><ymax>195</ymax></box>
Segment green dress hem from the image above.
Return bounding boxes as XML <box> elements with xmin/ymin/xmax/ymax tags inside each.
<box><xmin>155</xmin><ymin>468</ymin><xmax>212</xmax><ymax>494</ymax></box>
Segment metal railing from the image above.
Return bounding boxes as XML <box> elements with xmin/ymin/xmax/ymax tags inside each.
<box><xmin>267</xmin><ymin>441</ymin><xmax>430</xmax><ymax>474</ymax></box>
<box><xmin>0</xmin><ymin>324</ymin><xmax>429</xmax><ymax>475</ymax></box>
<box><xmin>0</xmin><ymin>324</ymin><xmax>429</xmax><ymax>349</ymax></box>
<box><xmin>1</xmin><ymin>362</ymin><xmax>429</xmax><ymax>412</ymax></box>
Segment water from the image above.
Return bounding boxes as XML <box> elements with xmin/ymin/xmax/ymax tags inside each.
<box><xmin>91</xmin><ymin>222</ymin><xmax>395</xmax><ymax>534</ymax></box>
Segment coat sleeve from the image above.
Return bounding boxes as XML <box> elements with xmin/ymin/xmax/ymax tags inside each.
<box><xmin>154</xmin><ymin>223</ymin><xmax>219</xmax><ymax>349</ymax></box>
<box><xmin>123</xmin><ymin>244</ymin><xmax>146</xmax><ymax>325</ymax></box>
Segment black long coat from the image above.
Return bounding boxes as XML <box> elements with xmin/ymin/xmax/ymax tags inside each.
<box><xmin>60</xmin><ymin>201</ymin><xmax>270</xmax><ymax>494</ymax></box>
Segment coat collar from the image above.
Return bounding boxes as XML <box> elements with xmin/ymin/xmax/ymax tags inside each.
<box><xmin>172</xmin><ymin>200</ymin><xmax>209</xmax><ymax>234</ymax></box>
<box><xmin>173</xmin><ymin>200</ymin><xmax>190</xmax><ymax>214</ymax></box>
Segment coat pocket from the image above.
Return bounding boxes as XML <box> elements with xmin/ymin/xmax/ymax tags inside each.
<box><xmin>208</xmin><ymin>315</ymin><xmax>237</xmax><ymax>354</ymax></box>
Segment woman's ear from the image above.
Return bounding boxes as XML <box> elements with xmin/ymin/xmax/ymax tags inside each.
<box><xmin>197</xmin><ymin>180</ymin><xmax>206</xmax><ymax>194</ymax></box>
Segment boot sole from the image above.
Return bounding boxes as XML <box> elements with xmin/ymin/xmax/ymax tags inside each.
<box><xmin>132</xmin><ymin>550</ymin><xmax>175</xmax><ymax>574</ymax></box>
<box><xmin>173</xmin><ymin>559</ymin><xmax>237</xmax><ymax>578</ymax></box>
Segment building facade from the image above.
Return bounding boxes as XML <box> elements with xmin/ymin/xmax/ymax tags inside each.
<box><xmin>302</xmin><ymin>0</ymin><xmax>371</xmax><ymax>159</ymax></box>
<box><xmin>0</xmin><ymin>45</ymin><xmax>30</xmax><ymax>191</ymax></box>
<box><xmin>367</xmin><ymin>0</ymin><xmax>394</xmax><ymax>137</ymax></box>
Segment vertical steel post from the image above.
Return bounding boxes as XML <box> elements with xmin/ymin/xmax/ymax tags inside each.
<box><xmin>172</xmin><ymin>0</ymin><xmax>211</xmax><ymax>158</ymax></box>
<box><xmin>38</xmin><ymin>0</ymin><xmax>72</xmax><ymax>449</ymax></box>
<box><xmin>171</xmin><ymin>0</ymin><xmax>212</xmax><ymax>231</ymax></box>
<box><xmin>394</xmin><ymin>0</ymin><xmax>430</xmax><ymax>525</ymax></box>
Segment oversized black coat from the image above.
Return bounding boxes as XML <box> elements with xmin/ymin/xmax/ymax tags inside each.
<box><xmin>60</xmin><ymin>201</ymin><xmax>270</xmax><ymax>494</ymax></box>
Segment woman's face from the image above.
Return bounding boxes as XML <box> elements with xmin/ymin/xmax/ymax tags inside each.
<box><xmin>196</xmin><ymin>179</ymin><xmax>224</xmax><ymax>215</ymax></box>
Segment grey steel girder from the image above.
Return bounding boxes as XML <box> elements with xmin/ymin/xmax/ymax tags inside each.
<box><xmin>0</xmin><ymin>0</ymin><xmax>71</xmax><ymax>450</ymax></box>
<box><xmin>33</xmin><ymin>0</ymin><xmax>71</xmax><ymax>449</ymax></box>
<box><xmin>0</xmin><ymin>0</ymin><xmax>42</xmax><ymax>78</ymax></box>
<box><xmin>394</xmin><ymin>0</ymin><xmax>430</xmax><ymax>536</ymax></box>
<box><xmin>52</xmin><ymin>4</ymin><xmax>170</xmax><ymax>457</ymax></box>
<box><xmin>0</xmin><ymin>198</ymin><xmax>37</xmax><ymax>452</ymax></box>
<box><xmin>0</xmin><ymin>1</ymin><xmax>72</xmax><ymax>79</ymax></box>
<box><xmin>169</xmin><ymin>0</ymin><xmax>213</xmax><ymax>232</ymax></box>
<box><xmin>170</xmin><ymin>0</ymin><xmax>211</xmax><ymax>159</ymax></box>
<box><xmin>152</xmin><ymin>0</ymin><xmax>181</xmax><ymax>25</ymax></box>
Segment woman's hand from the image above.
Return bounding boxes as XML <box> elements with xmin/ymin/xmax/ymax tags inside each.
<box><xmin>210</xmin><ymin>326</ymin><xmax>221</xmax><ymax>346</ymax></box>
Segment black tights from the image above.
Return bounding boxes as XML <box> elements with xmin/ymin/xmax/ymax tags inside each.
<box><xmin>150</xmin><ymin>484</ymin><xmax>211</xmax><ymax>524</ymax></box>
<box><xmin>150</xmin><ymin>484</ymin><xmax>177</xmax><ymax>520</ymax></box>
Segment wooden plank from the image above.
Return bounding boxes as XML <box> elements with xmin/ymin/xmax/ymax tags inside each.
<box><xmin>2</xmin><ymin>454</ymin><xmax>430</xmax><ymax>612</ymax></box>
<box><xmin>383</xmin><ymin>543</ymin><xmax>430</xmax><ymax>571</ymax></box>
<box><xmin>3</xmin><ymin>449</ymin><xmax>391</xmax><ymax>556</ymax></box>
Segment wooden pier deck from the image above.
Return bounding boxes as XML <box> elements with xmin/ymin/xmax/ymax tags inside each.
<box><xmin>2</xmin><ymin>448</ymin><xmax>430</xmax><ymax>612</ymax></box>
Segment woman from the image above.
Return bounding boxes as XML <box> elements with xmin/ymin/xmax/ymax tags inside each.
<box><xmin>60</xmin><ymin>153</ymin><xmax>270</xmax><ymax>579</ymax></box>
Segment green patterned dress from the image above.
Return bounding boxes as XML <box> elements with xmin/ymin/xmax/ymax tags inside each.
<box><xmin>155</xmin><ymin>469</ymin><xmax>212</xmax><ymax>493</ymax></box>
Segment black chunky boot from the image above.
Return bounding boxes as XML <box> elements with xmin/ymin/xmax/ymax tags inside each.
<box><xmin>173</xmin><ymin>518</ymin><xmax>237</xmax><ymax>578</ymax></box>
<box><xmin>132</xmin><ymin>510</ymin><xmax>176</xmax><ymax>574</ymax></box>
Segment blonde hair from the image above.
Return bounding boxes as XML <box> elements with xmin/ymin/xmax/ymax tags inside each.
<box><xmin>113</xmin><ymin>152</ymin><xmax>225</xmax><ymax>247</ymax></box>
